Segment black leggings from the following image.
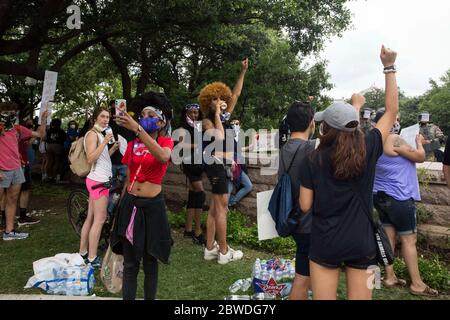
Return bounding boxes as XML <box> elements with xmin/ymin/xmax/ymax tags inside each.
<box><xmin>122</xmin><ymin>238</ymin><xmax>159</xmax><ymax>300</ymax></box>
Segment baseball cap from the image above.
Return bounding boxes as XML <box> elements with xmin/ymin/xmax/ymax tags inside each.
<box><xmin>314</xmin><ymin>102</ymin><xmax>359</xmax><ymax>132</ymax></box>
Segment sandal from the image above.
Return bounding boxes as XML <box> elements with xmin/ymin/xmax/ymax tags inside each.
<box><xmin>382</xmin><ymin>278</ymin><xmax>407</xmax><ymax>288</ymax></box>
<box><xmin>409</xmin><ymin>286</ymin><xmax>439</xmax><ymax>297</ymax></box>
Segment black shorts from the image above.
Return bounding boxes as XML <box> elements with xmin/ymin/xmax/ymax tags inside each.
<box><xmin>204</xmin><ymin>163</ymin><xmax>229</xmax><ymax>195</ymax></box>
<box><xmin>310</xmin><ymin>254</ymin><xmax>377</xmax><ymax>270</ymax></box>
<box><xmin>21</xmin><ymin>165</ymin><xmax>32</xmax><ymax>191</ymax></box>
<box><xmin>182</xmin><ymin>163</ymin><xmax>204</xmax><ymax>183</ymax></box>
<box><xmin>374</xmin><ymin>192</ymin><xmax>417</xmax><ymax>235</ymax></box>
<box><xmin>292</xmin><ymin>233</ymin><xmax>310</xmax><ymax>277</ymax></box>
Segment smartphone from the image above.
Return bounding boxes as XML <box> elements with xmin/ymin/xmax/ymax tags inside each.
<box><xmin>115</xmin><ymin>99</ymin><xmax>127</xmax><ymax>116</ymax></box>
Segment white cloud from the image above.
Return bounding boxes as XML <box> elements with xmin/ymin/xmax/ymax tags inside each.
<box><xmin>319</xmin><ymin>0</ymin><xmax>450</xmax><ymax>99</ymax></box>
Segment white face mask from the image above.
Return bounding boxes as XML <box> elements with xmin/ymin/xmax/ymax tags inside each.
<box><xmin>70</xmin><ymin>125</ymin><xmax>76</xmax><ymax>129</ymax></box>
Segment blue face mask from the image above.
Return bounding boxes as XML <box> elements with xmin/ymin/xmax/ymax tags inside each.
<box><xmin>139</xmin><ymin>117</ymin><xmax>160</xmax><ymax>133</ymax></box>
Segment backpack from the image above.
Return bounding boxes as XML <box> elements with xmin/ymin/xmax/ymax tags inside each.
<box><xmin>268</xmin><ymin>141</ymin><xmax>313</xmax><ymax>237</ymax></box>
<box><xmin>68</xmin><ymin>130</ymin><xmax>99</xmax><ymax>177</ymax></box>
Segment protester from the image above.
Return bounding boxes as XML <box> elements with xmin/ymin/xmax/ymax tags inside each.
<box><xmin>112</xmin><ymin>93</ymin><xmax>174</xmax><ymax>300</ymax></box>
<box><xmin>62</xmin><ymin>120</ymin><xmax>79</xmax><ymax>181</ymax></box>
<box><xmin>278</xmin><ymin>101</ymin><xmax>317</xmax><ymax>300</ymax></box>
<box><xmin>17</xmin><ymin>119</ymin><xmax>41</xmax><ymax>226</ymax></box>
<box><xmin>78</xmin><ymin>106</ymin><xmax>119</xmax><ymax>268</ymax></box>
<box><xmin>299</xmin><ymin>46</ymin><xmax>399</xmax><ymax>300</ymax></box>
<box><xmin>0</xmin><ymin>102</ymin><xmax>47</xmax><ymax>240</ymax></box>
<box><xmin>44</xmin><ymin>118</ymin><xmax>66</xmax><ymax>183</ymax></box>
<box><xmin>107</xmin><ymin>100</ymin><xmax>134</xmax><ymax>217</ymax></box>
<box><xmin>178</xmin><ymin>103</ymin><xmax>206</xmax><ymax>245</ymax></box>
<box><xmin>200</xmin><ymin>58</ymin><xmax>248</xmax><ymax>264</ymax></box>
<box><xmin>444</xmin><ymin>136</ymin><xmax>450</xmax><ymax>189</ymax></box>
<box><xmin>372</xmin><ymin>110</ymin><xmax>438</xmax><ymax>296</ymax></box>
<box><xmin>228</xmin><ymin>118</ymin><xmax>253</xmax><ymax>208</ymax></box>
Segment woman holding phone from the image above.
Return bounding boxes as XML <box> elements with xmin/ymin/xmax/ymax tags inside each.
<box><xmin>113</xmin><ymin>94</ymin><xmax>174</xmax><ymax>300</ymax></box>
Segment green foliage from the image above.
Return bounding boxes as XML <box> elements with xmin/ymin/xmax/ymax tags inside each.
<box><xmin>416</xmin><ymin>203</ymin><xmax>433</xmax><ymax>224</ymax></box>
<box><xmin>419</xmin><ymin>70</ymin><xmax>450</xmax><ymax>134</ymax></box>
<box><xmin>394</xmin><ymin>256</ymin><xmax>450</xmax><ymax>291</ymax></box>
<box><xmin>168</xmin><ymin>208</ymin><xmax>295</xmax><ymax>255</ymax></box>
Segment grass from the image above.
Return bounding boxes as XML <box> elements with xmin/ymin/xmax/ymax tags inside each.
<box><xmin>0</xmin><ymin>182</ymin><xmax>448</xmax><ymax>300</ymax></box>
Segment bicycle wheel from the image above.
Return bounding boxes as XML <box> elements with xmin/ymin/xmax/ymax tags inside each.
<box><xmin>67</xmin><ymin>189</ymin><xmax>89</xmax><ymax>236</ymax></box>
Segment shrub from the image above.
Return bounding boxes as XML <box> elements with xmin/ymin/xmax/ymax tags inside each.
<box><xmin>393</xmin><ymin>256</ymin><xmax>450</xmax><ymax>291</ymax></box>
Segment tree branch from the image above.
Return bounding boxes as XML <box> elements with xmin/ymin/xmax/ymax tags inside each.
<box><xmin>101</xmin><ymin>39</ymin><xmax>132</xmax><ymax>100</ymax></box>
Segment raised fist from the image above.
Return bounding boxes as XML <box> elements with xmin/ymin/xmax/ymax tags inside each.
<box><xmin>380</xmin><ymin>45</ymin><xmax>397</xmax><ymax>67</ymax></box>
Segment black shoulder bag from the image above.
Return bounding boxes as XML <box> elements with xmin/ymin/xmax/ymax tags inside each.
<box><xmin>352</xmin><ymin>184</ymin><xmax>394</xmax><ymax>266</ymax></box>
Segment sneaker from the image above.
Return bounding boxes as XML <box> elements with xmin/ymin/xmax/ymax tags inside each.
<box><xmin>183</xmin><ymin>230</ymin><xmax>194</xmax><ymax>238</ymax></box>
<box><xmin>87</xmin><ymin>256</ymin><xmax>102</xmax><ymax>269</ymax></box>
<box><xmin>3</xmin><ymin>230</ymin><xmax>29</xmax><ymax>241</ymax></box>
<box><xmin>80</xmin><ymin>252</ymin><xmax>89</xmax><ymax>264</ymax></box>
<box><xmin>218</xmin><ymin>246</ymin><xmax>244</xmax><ymax>265</ymax></box>
<box><xmin>192</xmin><ymin>233</ymin><xmax>206</xmax><ymax>246</ymax></box>
<box><xmin>204</xmin><ymin>241</ymin><xmax>219</xmax><ymax>261</ymax></box>
<box><xmin>18</xmin><ymin>216</ymin><xmax>41</xmax><ymax>227</ymax></box>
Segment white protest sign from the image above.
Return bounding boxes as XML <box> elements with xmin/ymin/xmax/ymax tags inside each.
<box><xmin>257</xmin><ymin>190</ymin><xmax>279</xmax><ymax>241</ymax></box>
<box><xmin>39</xmin><ymin>70</ymin><xmax>58</xmax><ymax>125</ymax></box>
<box><xmin>400</xmin><ymin>124</ymin><xmax>420</xmax><ymax>150</ymax></box>
<box><xmin>118</xmin><ymin>134</ymin><xmax>127</xmax><ymax>156</ymax></box>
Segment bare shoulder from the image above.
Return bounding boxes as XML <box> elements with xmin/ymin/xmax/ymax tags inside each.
<box><xmin>202</xmin><ymin>118</ymin><xmax>214</xmax><ymax>130</ymax></box>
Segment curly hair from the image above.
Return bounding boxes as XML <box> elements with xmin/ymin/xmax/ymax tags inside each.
<box><xmin>0</xmin><ymin>101</ymin><xmax>19</xmax><ymax>112</ymax></box>
<box><xmin>198</xmin><ymin>82</ymin><xmax>232</xmax><ymax>116</ymax></box>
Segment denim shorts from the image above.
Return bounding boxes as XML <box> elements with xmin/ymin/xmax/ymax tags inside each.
<box><xmin>0</xmin><ymin>168</ymin><xmax>25</xmax><ymax>189</ymax></box>
<box><xmin>373</xmin><ymin>191</ymin><xmax>417</xmax><ymax>235</ymax></box>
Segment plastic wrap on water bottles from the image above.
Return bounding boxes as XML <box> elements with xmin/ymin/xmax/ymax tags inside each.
<box><xmin>229</xmin><ymin>279</ymin><xmax>245</xmax><ymax>293</ymax></box>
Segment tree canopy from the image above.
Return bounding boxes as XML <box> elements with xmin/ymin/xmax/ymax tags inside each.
<box><xmin>1</xmin><ymin>0</ymin><xmax>352</xmax><ymax>124</ymax></box>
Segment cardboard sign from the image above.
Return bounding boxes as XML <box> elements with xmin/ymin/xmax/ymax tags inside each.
<box><xmin>39</xmin><ymin>70</ymin><xmax>58</xmax><ymax>125</ymax></box>
<box><xmin>256</xmin><ymin>190</ymin><xmax>279</xmax><ymax>240</ymax></box>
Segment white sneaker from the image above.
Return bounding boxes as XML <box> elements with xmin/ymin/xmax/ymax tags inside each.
<box><xmin>204</xmin><ymin>241</ymin><xmax>219</xmax><ymax>261</ymax></box>
<box><xmin>218</xmin><ymin>246</ymin><xmax>243</xmax><ymax>265</ymax></box>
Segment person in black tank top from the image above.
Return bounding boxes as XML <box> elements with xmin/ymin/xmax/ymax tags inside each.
<box><xmin>178</xmin><ymin>103</ymin><xmax>206</xmax><ymax>245</ymax></box>
<box><xmin>199</xmin><ymin>58</ymin><xmax>248</xmax><ymax>265</ymax></box>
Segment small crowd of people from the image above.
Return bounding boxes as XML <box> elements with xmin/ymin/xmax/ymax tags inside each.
<box><xmin>1</xmin><ymin>46</ymin><xmax>449</xmax><ymax>301</ymax></box>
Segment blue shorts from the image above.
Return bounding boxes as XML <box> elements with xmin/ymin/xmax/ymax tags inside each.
<box><xmin>0</xmin><ymin>168</ymin><xmax>25</xmax><ymax>189</ymax></box>
<box><xmin>373</xmin><ymin>191</ymin><xmax>417</xmax><ymax>235</ymax></box>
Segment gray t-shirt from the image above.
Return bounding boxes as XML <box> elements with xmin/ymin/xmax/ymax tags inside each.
<box><xmin>278</xmin><ymin>138</ymin><xmax>316</xmax><ymax>234</ymax></box>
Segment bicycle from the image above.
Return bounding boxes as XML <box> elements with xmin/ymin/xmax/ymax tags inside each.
<box><xmin>67</xmin><ymin>175</ymin><xmax>124</xmax><ymax>250</ymax></box>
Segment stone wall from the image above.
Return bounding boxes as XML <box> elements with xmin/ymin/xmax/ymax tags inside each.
<box><xmin>164</xmin><ymin>159</ymin><xmax>450</xmax><ymax>227</ymax></box>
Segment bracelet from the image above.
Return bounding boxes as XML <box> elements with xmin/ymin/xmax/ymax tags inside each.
<box><xmin>383</xmin><ymin>64</ymin><xmax>396</xmax><ymax>74</ymax></box>
<box><xmin>135</xmin><ymin>125</ymin><xmax>142</xmax><ymax>137</ymax></box>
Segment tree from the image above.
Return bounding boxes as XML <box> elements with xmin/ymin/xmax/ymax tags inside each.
<box><xmin>419</xmin><ymin>70</ymin><xmax>450</xmax><ymax>134</ymax></box>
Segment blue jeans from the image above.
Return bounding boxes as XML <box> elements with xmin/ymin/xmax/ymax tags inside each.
<box><xmin>228</xmin><ymin>171</ymin><xmax>253</xmax><ymax>207</ymax></box>
<box><xmin>107</xmin><ymin>164</ymin><xmax>128</xmax><ymax>216</ymax></box>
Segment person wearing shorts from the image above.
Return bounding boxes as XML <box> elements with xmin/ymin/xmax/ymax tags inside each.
<box><xmin>78</xmin><ymin>106</ymin><xmax>119</xmax><ymax>268</ymax></box>
<box><xmin>199</xmin><ymin>59</ymin><xmax>248</xmax><ymax>264</ymax></box>
<box><xmin>178</xmin><ymin>103</ymin><xmax>206</xmax><ymax>245</ymax></box>
<box><xmin>0</xmin><ymin>102</ymin><xmax>47</xmax><ymax>240</ymax></box>
<box><xmin>373</xmin><ymin>109</ymin><xmax>438</xmax><ymax>296</ymax></box>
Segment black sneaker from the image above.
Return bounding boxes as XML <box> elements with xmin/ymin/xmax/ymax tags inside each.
<box><xmin>183</xmin><ymin>230</ymin><xmax>194</xmax><ymax>238</ymax></box>
<box><xmin>192</xmin><ymin>233</ymin><xmax>206</xmax><ymax>245</ymax></box>
<box><xmin>18</xmin><ymin>216</ymin><xmax>41</xmax><ymax>227</ymax></box>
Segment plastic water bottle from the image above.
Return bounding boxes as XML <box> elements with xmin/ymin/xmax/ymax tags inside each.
<box><xmin>105</xmin><ymin>127</ymin><xmax>115</xmax><ymax>144</ymax></box>
<box><xmin>229</xmin><ymin>279</ymin><xmax>244</xmax><ymax>293</ymax></box>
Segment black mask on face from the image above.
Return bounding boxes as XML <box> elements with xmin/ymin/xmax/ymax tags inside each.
<box><xmin>0</xmin><ymin>112</ymin><xmax>18</xmax><ymax>131</ymax></box>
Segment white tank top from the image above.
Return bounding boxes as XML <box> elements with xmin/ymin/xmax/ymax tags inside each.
<box><xmin>84</xmin><ymin>131</ymin><xmax>112</xmax><ymax>182</ymax></box>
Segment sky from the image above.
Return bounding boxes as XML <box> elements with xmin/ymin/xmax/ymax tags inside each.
<box><xmin>317</xmin><ymin>0</ymin><xmax>450</xmax><ymax>100</ymax></box>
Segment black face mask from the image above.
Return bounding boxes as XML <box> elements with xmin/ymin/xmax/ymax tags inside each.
<box><xmin>0</xmin><ymin>112</ymin><xmax>18</xmax><ymax>131</ymax></box>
